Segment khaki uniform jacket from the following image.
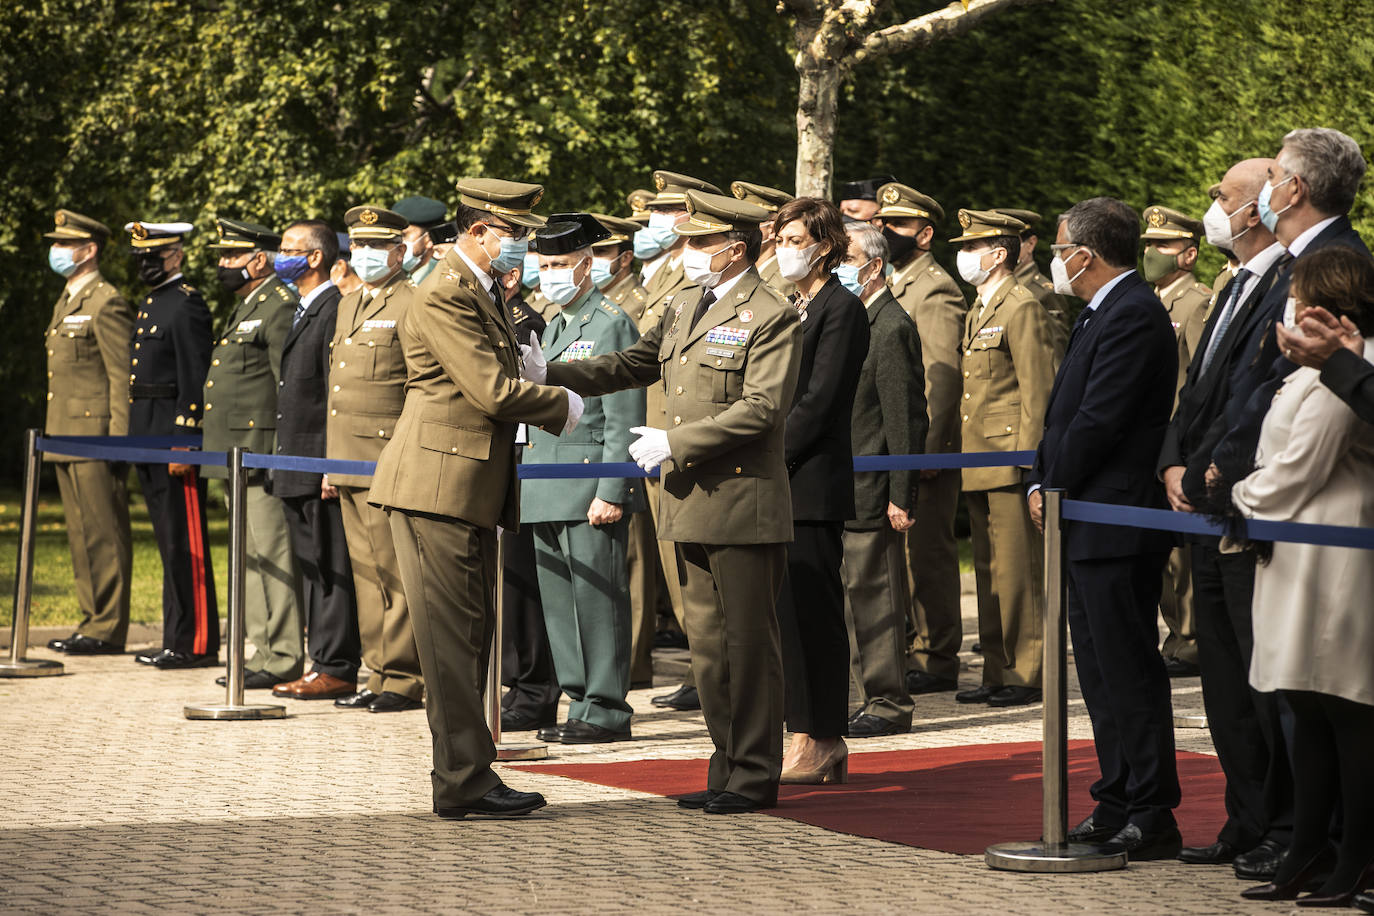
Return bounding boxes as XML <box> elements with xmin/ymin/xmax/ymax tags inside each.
<box><xmin>325</xmin><ymin>273</ymin><xmax>414</xmax><ymax>487</ymax></box>
<box><xmin>546</xmin><ymin>268</ymin><xmax>802</xmax><ymax>545</ymax></box>
<box><xmin>889</xmin><ymin>251</ymin><xmax>968</xmax><ymax>454</ymax></box>
<box><xmin>960</xmin><ymin>279</ymin><xmax>1062</xmax><ymax>491</ymax></box>
<box><xmin>603</xmin><ymin>272</ymin><xmax>649</xmax><ymax>323</ymax></box>
<box><xmin>45</xmin><ymin>274</ymin><xmax>135</xmax><ymax>459</ymax></box>
<box><xmin>638</xmin><ymin>264</ymin><xmax>697</xmax><ymax>426</ymax></box>
<box><xmin>642</xmin><ymin>251</ymin><xmax>685</xmax><ymax>305</ymax></box>
<box><xmin>1158</xmin><ymin>275</ymin><xmax>1212</xmax><ymax>400</ymax></box>
<box><xmin>201</xmin><ymin>275</ymin><xmax>297</xmax><ymax>478</ymax></box>
<box><xmin>368</xmin><ymin>250</ymin><xmax>570</xmax><ymax>529</ymax></box>
<box><xmin>1014</xmin><ymin>259</ymin><xmax>1070</xmax><ymax>351</ymax></box>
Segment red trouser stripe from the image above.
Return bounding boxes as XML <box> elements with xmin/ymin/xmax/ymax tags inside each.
<box><xmin>182</xmin><ymin>475</ymin><xmax>209</xmax><ymax>656</ymax></box>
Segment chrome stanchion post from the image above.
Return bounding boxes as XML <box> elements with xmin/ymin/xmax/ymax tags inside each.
<box><xmin>985</xmin><ymin>489</ymin><xmax>1126</xmax><ymax>872</ymax></box>
<box><xmin>1</xmin><ymin>429</ymin><xmax>63</xmax><ymax>677</ymax></box>
<box><xmin>488</xmin><ymin>529</ymin><xmax>546</xmax><ymax>761</ymax></box>
<box><xmin>185</xmin><ymin>447</ymin><xmax>285</xmax><ymax>720</ymax></box>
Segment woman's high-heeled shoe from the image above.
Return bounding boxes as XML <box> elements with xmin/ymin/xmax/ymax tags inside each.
<box><xmin>780</xmin><ymin>740</ymin><xmax>849</xmax><ymax>785</ymax></box>
<box><xmin>1242</xmin><ymin>848</ymin><xmax>1334</xmax><ymax>901</ymax></box>
<box><xmin>1296</xmin><ymin>859</ymin><xmax>1374</xmax><ymax>907</ymax></box>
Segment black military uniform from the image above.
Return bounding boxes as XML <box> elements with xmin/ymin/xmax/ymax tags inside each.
<box><xmin>125</xmin><ymin>221</ymin><xmax>219</xmax><ymax>667</ymax></box>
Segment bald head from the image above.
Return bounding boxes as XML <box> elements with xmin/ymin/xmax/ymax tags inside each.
<box><xmin>1225</xmin><ymin>158</ymin><xmax>1274</xmax><ymax>201</ymax></box>
<box><xmin>1215</xmin><ymin>157</ymin><xmax>1276</xmax><ymax>260</ymax></box>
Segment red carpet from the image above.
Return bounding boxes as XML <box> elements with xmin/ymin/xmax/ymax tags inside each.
<box><xmin>514</xmin><ymin>740</ymin><xmax>1227</xmax><ymax>854</ymax></box>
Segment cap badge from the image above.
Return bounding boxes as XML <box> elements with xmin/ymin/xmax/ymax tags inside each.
<box><xmin>959</xmin><ymin>211</ymin><xmax>972</xmax><ymax>229</ymax></box>
<box><xmin>360</xmin><ymin>208</ymin><xmax>378</xmax><ymax>225</ymax></box>
<box><xmin>529</xmin><ymin>189</ymin><xmax>543</xmax><ymax>208</ymax></box>
<box><xmin>131</xmin><ymin>222</ymin><xmax>148</xmax><ymax>241</ymax></box>
<box><xmin>55</xmin><ymin>212</ymin><xmax>67</xmax><ymax>227</ymax></box>
<box><xmin>881</xmin><ymin>186</ymin><xmax>900</xmax><ymax>205</ymax></box>
<box><xmin>654</xmin><ymin>174</ymin><xmax>667</xmax><ymax>191</ymax></box>
<box><xmin>1147</xmin><ymin>209</ymin><xmax>1166</xmax><ymax>228</ymax></box>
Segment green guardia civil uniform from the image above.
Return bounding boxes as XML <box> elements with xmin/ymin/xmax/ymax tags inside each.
<box><xmin>522</xmin><ymin>225</ymin><xmax>646</xmax><ymax>732</ymax></box>
<box><xmin>547</xmin><ymin>190</ymin><xmax>802</xmax><ymax>805</ymax></box>
<box><xmin>202</xmin><ymin>217</ymin><xmax>304</xmax><ymax>680</ymax></box>
<box><xmin>877</xmin><ymin>183</ymin><xmax>969</xmax><ymax>684</ymax></box>
<box><xmin>43</xmin><ymin>210</ymin><xmax>136</xmax><ymax>646</ymax></box>
<box><xmin>953</xmin><ymin>210</ymin><xmax>1062</xmax><ymax>691</ymax></box>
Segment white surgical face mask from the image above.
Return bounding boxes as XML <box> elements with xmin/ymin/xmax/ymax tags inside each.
<box><xmin>1202</xmin><ymin>197</ymin><xmax>1256</xmax><ymax>250</ymax></box>
<box><xmin>956</xmin><ymin>248</ymin><xmax>994</xmax><ymax>287</ymax></box>
<box><xmin>541</xmin><ymin>257</ymin><xmax>589</xmax><ymax>307</ymax></box>
<box><xmin>776</xmin><ymin>241</ymin><xmax>821</xmax><ymax>282</ymax></box>
<box><xmin>682</xmin><ymin>243</ymin><xmax>731</xmax><ymax>289</ymax></box>
<box><xmin>1050</xmin><ymin>247</ymin><xmax>1088</xmax><ymax>296</ymax></box>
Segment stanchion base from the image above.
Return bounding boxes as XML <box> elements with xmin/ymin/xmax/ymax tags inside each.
<box><xmin>184</xmin><ymin>703</ymin><xmax>288</xmax><ymax>720</ymax></box>
<box><xmin>0</xmin><ymin>658</ymin><xmax>65</xmax><ymax>678</ymax></box>
<box><xmin>1173</xmin><ymin>714</ymin><xmax>1208</xmax><ymax>729</ymax></box>
<box><xmin>985</xmin><ymin>841</ymin><xmax>1128</xmax><ymax>873</ymax></box>
<box><xmin>496</xmin><ymin>742</ymin><xmax>548</xmax><ymax>761</ymax></box>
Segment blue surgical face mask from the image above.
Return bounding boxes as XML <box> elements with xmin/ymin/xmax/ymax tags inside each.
<box><xmin>273</xmin><ymin>253</ymin><xmax>309</xmax><ymax>283</ymax></box>
<box><xmin>642</xmin><ymin>211</ymin><xmax>680</xmax><ymax>251</ymax></box>
<box><xmin>1257</xmin><ymin>174</ymin><xmax>1296</xmax><ymax>233</ymax></box>
<box><xmin>633</xmin><ymin>228</ymin><xmax>664</xmax><ymax>260</ymax></box>
<box><xmin>48</xmin><ymin>245</ymin><xmax>84</xmax><ymax>278</ymax></box>
<box><xmin>522</xmin><ymin>252</ymin><xmax>540</xmax><ymax>288</ymax></box>
<box><xmin>833</xmin><ymin>258</ymin><xmax>873</xmax><ymax>298</ymax></box>
<box><xmin>541</xmin><ymin>257</ymin><xmax>589</xmax><ymax>307</ymax></box>
<box><xmin>590</xmin><ymin>257</ymin><xmax>616</xmax><ymax>289</ymax></box>
<box><xmin>351</xmin><ymin>247</ymin><xmax>394</xmax><ymax>284</ymax></box>
<box><xmin>489</xmin><ymin>232</ymin><xmax>528</xmax><ymax>275</ymax></box>
<box><xmin>410</xmin><ymin>258</ymin><xmax>438</xmax><ymax>287</ymax></box>
<box><xmin>402</xmin><ymin>238</ymin><xmax>426</xmax><ymax>274</ymax></box>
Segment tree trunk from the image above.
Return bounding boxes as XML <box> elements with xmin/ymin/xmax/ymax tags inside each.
<box><xmin>794</xmin><ymin>57</ymin><xmax>843</xmax><ymax>200</ymax></box>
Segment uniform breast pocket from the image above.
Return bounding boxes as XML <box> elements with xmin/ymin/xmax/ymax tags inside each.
<box><xmin>983</xmin><ymin>408</ymin><xmax>1020</xmax><ymax>439</ymax></box>
<box><xmin>362</xmin><ymin>330</ymin><xmax>399</xmax><ymax>379</ymax></box>
<box><xmin>971</xmin><ymin>329</ymin><xmax>1006</xmax><ymax>379</ymax></box>
<box><xmin>58</xmin><ymin>321</ymin><xmax>96</xmax><ymax>359</ymax></box>
<box><xmin>695</xmin><ymin>350</ymin><xmax>744</xmax><ymax>403</ymax></box>
<box><xmin>419</xmin><ymin>421</ymin><xmax>491</xmax><ymax>460</ymax></box>
<box><xmin>230</xmin><ymin>328</ymin><xmax>267</xmax><ymax>371</ymax></box>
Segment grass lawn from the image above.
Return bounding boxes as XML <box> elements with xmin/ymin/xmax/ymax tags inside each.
<box><xmin>0</xmin><ymin>481</ymin><xmax>229</xmax><ymax>629</ymax></box>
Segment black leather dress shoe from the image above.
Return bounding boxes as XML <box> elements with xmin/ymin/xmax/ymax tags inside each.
<box><xmin>216</xmin><ymin>670</ymin><xmax>287</xmax><ymax>690</ymax></box>
<box><xmin>146</xmin><ymin>649</ymin><xmax>218</xmax><ymax>669</ymax></box>
<box><xmin>1101</xmin><ymin>824</ymin><xmax>1183</xmax><ymax>861</ymax></box>
<box><xmin>956</xmin><ymin>684</ymin><xmax>997</xmax><ymax>704</ymax></box>
<box><xmin>676</xmin><ymin>789</ymin><xmax>720</xmax><ymax>810</ymax></box>
<box><xmin>48</xmin><ymin>633</ymin><xmax>80</xmax><ymax>651</ymax></box>
<box><xmin>334</xmin><ymin>688</ymin><xmax>380</xmax><ymax>708</ymax></box>
<box><xmin>434</xmin><ymin>784</ymin><xmax>547</xmax><ymax>819</ymax></box>
<box><xmin>1178</xmin><ymin>840</ymin><xmax>1239</xmax><ymax>864</ymax></box>
<box><xmin>368</xmin><ymin>691</ymin><xmax>423</xmax><ymax>713</ymax></box>
<box><xmin>537</xmin><ymin>723</ymin><xmax>565</xmax><ymax>743</ymax></box>
<box><xmin>653</xmin><ymin>629</ymin><xmax>689</xmax><ymax>649</ymax></box>
<box><xmin>987</xmin><ymin>686</ymin><xmax>1042</xmax><ymax>708</ymax></box>
<box><xmin>56</xmin><ymin>634</ymin><xmax>124</xmax><ymax>655</ymax></box>
<box><xmin>501</xmin><ymin>708</ymin><xmax>556</xmax><ymax>731</ymax></box>
<box><xmin>704</xmin><ymin>791</ymin><xmax>775</xmax><ymax>815</ymax></box>
<box><xmin>1067</xmin><ymin>814</ymin><xmax>1120</xmax><ymax>844</ymax></box>
<box><xmin>559</xmin><ymin>718</ymin><xmax>631</xmax><ymax>744</ymax></box>
<box><xmin>906</xmin><ymin>671</ymin><xmax>957</xmax><ymax>695</ymax></box>
<box><xmin>651</xmin><ymin>685</ymin><xmax>700</xmax><ymax>710</ymax></box>
<box><xmin>134</xmin><ymin>648</ymin><xmax>163</xmax><ymax>665</ymax></box>
<box><xmin>1235</xmin><ymin>838</ymin><xmax>1287</xmax><ymax>880</ymax></box>
<box><xmin>1163</xmin><ymin>655</ymin><xmax>1201</xmax><ymax>677</ymax></box>
<box><xmin>847</xmin><ymin>714</ymin><xmax>906</xmax><ymax>738</ymax></box>
<box><xmin>1352</xmin><ymin>891</ymin><xmax>1374</xmax><ymax>913</ymax></box>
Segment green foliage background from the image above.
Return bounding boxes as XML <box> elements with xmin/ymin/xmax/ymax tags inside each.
<box><xmin>3</xmin><ymin>0</ymin><xmax>1372</xmax><ymax>483</ymax></box>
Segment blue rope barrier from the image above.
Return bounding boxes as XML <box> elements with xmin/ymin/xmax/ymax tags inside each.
<box><xmin>37</xmin><ymin>437</ymin><xmax>227</xmax><ymax>467</ymax></box>
<box><xmin>42</xmin><ymin>435</ymin><xmax>201</xmax><ymax>448</ymax></box>
<box><xmin>240</xmin><ymin>452</ymin><xmax>378</xmax><ymax>477</ymax></box>
<box><xmin>1063</xmin><ymin>499</ymin><xmax>1374</xmax><ymax>551</ymax></box>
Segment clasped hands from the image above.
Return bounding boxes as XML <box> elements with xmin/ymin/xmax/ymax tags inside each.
<box><xmin>519</xmin><ymin>330</ymin><xmax>583</xmax><ymax>433</ymax></box>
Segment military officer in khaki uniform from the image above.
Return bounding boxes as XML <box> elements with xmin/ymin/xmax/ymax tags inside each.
<box><xmin>203</xmin><ymin>217</ymin><xmax>305</xmax><ymax>683</ymax></box>
<box><xmin>730</xmin><ymin>180</ymin><xmax>795</xmax><ymax>298</ymax></box>
<box><xmin>325</xmin><ymin>205</ymin><xmax>425</xmax><ymax>711</ymax></box>
<box><xmin>368</xmin><ymin>178</ymin><xmax>582</xmax><ymax>819</ymax></box>
<box><xmin>537</xmin><ymin>190</ymin><xmax>801</xmax><ymax>813</ymax></box>
<box><xmin>994</xmin><ymin>207</ymin><xmax>1071</xmax><ymax>348</ymax></box>
<box><xmin>41</xmin><ymin>210</ymin><xmax>135</xmax><ymax>655</ymax></box>
<box><xmin>1141</xmin><ymin>204</ymin><xmax>1212</xmax><ymax>676</ymax></box>
<box><xmin>950</xmin><ymin>210</ymin><xmax>1062</xmax><ymax>707</ymax></box>
<box><xmin>876</xmin><ymin>182</ymin><xmax>969</xmax><ymax>694</ymax></box>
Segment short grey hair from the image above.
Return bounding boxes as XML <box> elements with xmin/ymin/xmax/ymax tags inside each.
<box><xmin>844</xmin><ymin>221</ymin><xmax>889</xmax><ymax>264</ymax></box>
<box><xmin>1058</xmin><ymin>197</ymin><xmax>1139</xmax><ymax>268</ymax></box>
<box><xmin>1280</xmin><ymin>127</ymin><xmax>1367</xmax><ymax>215</ymax></box>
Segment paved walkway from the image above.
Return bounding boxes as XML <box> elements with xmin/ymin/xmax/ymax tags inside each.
<box><xmin>2</xmin><ymin>602</ymin><xmax>1281</xmax><ymax>915</ymax></box>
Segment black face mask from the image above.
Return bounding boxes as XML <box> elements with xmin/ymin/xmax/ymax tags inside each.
<box><xmin>882</xmin><ymin>226</ymin><xmax>920</xmax><ymax>265</ymax></box>
<box><xmin>217</xmin><ymin>264</ymin><xmax>252</xmax><ymax>292</ymax></box>
<box><xmin>135</xmin><ymin>253</ymin><xmax>170</xmax><ymax>287</ymax></box>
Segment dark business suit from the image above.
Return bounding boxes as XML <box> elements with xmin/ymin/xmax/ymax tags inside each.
<box><xmin>1029</xmin><ymin>270</ymin><xmax>1179</xmax><ymax>833</ymax></box>
<box><xmin>1158</xmin><ymin>255</ymin><xmax>1291</xmax><ymax>852</ymax></box>
<box><xmin>776</xmin><ymin>277</ymin><xmax>870</xmax><ymax>738</ymax></box>
<box><xmin>273</xmin><ymin>284</ymin><xmax>360</xmax><ymax>681</ymax></box>
<box><xmin>1322</xmin><ymin>346</ymin><xmax>1374</xmax><ymax>424</ymax></box>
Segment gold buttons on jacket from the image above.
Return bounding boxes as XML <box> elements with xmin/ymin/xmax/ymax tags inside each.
<box><xmin>964</xmin><ymin>370</ymin><xmax>970</xmax><ymax>378</ymax></box>
<box><xmin>962</xmin><ymin>415</ymin><xmax>969</xmax><ymax>422</ymax></box>
<box><xmin>212</xmin><ymin>358</ymin><xmax>220</xmax><ymax>366</ymax></box>
<box><xmin>247</xmin><ymin>419</ymin><xmax>254</xmax><ymax>428</ymax></box>
<box><xmin>673</xmin><ymin>416</ymin><xmax>681</xmax><ymax>425</ymax></box>
<box><xmin>220</xmin><ymin>338</ymin><xmax>228</xmax><ymax>345</ymax></box>
<box><xmin>964</xmin><ymin>392</ymin><xmax>970</xmax><ymax>399</ymax></box>
<box><xmin>134</xmin><ymin>343</ymin><xmax>141</xmax><ymax>351</ymax></box>
<box><xmin>680</xmin><ymin>355</ymin><xmax>687</xmax><ymax>364</ymax></box>
<box><xmin>965</xmin><ymin>349</ymin><xmax>972</xmax><ymax>356</ymax></box>
<box><xmin>582</xmin><ymin>458</ymin><xmax>590</xmax><ymax>464</ymax></box>
<box><xmin>715</xmin><ymin>358</ymin><xmax>723</xmax><ymax>366</ymax></box>
<box><xmin>338</xmin><ymin>362</ymin><xmax>346</xmax><ymax>369</ymax></box>
<box><xmin>330</xmin><ymin>409</ymin><xmax>337</xmax><ymax>416</ymax></box>
<box><xmin>450</xmin><ymin>447</ymin><xmax>458</xmax><ymax>453</ymax></box>
<box><xmin>206</xmin><ymin>380</ymin><xmax>214</xmax><ymax>388</ymax></box>
<box><xmin>735</xmin><ymin>467</ymin><xmax>742</xmax><ymax>474</ymax></box>
<box><xmin>675</xmin><ymin>386</ymin><xmax>683</xmax><ymax>395</ymax></box>
<box><xmin>46</xmin><ymin>392</ymin><xmax>53</xmax><ymax>400</ymax></box>
<box><xmin>332</xmin><ymin>385</ymin><xmax>340</xmax><ymax>392</ymax></box>
<box><xmin>344</xmin><ymin>338</ymin><xmax>353</xmax><ymax>345</ymax></box>
<box><xmin>377</xmin><ymin>430</ymin><xmax>385</xmax><ymax>437</ymax></box>
<box><xmin>132</xmin><ymin>359</ymin><xmax>139</xmax><ymax>366</ymax></box>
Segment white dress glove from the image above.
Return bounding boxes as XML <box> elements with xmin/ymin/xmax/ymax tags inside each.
<box><xmin>562</xmin><ymin>388</ymin><xmax>584</xmax><ymax>433</ymax></box>
<box><xmin>628</xmin><ymin>426</ymin><xmax>672</xmax><ymax>472</ymax></box>
<box><xmin>521</xmin><ymin>330</ymin><xmax>547</xmax><ymax>383</ymax></box>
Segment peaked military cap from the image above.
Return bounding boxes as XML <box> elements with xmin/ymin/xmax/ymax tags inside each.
<box><xmin>626</xmin><ymin>189</ymin><xmax>655</xmax><ymax>224</ymax></box>
<box><xmin>674</xmin><ymin>190</ymin><xmax>769</xmax><ymax>236</ymax></box>
<box><xmin>392</xmin><ymin>195</ymin><xmax>448</xmax><ymax>229</ymax></box>
<box><xmin>950</xmin><ymin>209</ymin><xmax>1028</xmax><ymax>244</ymax></box>
<box><xmin>837</xmin><ymin>175</ymin><xmax>898</xmax><ymax>202</ymax></box>
<box><xmin>45</xmin><ymin>209</ymin><xmax>110</xmax><ymax>243</ymax></box>
<box><xmin>530</xmin><ymin>213</ymin><xmax>612</xmax><ymax>255</ymax></box>
<box><xmin>457</xmin><ymin>178</ymin><xmax>547</xmax><ymax>229</ymax></box>
<box><xmin>208</xmin><ymin>217</ymin><xmax>280</xmax><ymax>251</ymax></box>
<box><xmin>993</xmin><ymin>208</ymin><xmax>1042</xmax><ymax>231</ymax></box>
<box><xmin>428</xmin><ymin>220</ymin><xmax>459</xmax><ymax>244</ymax></box>
<box><xmin>124</xmin><ymin>220</ymin><xmax>194</xmax><ymax>250</ymax></box>
<box><xmin>589</xmin><ymin>214</ymin><xmax>640</xmax><ymax>247</ymax></box>
<box><xmin>1141</xmin><ymin>205</ymin><xmax>1203</xmax><ymax>242</ymax></box>
<box><xmin>730</xmin><ymin>181</ymin><xmax>794</xmax><ymax>213</ymax></box>
<box><xmin>876</xmin><ymin>183</ymin><xmax>944</xmax><ymax>222</ymax></box>
<box><xmin>345</xmin><ymin>205</ymin><xmax>408</xmax><ymax>240</ymax></box>
<box><xmin>649</xmin><ymin>170</ymin><xmax>722</xmax><ymax>207</ymax></box>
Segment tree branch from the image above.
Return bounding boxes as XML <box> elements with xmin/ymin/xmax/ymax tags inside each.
<box><xmin>852</xmin><ymin>0</ymin><xmax>1053</xmax><ymax>65</ymax></box>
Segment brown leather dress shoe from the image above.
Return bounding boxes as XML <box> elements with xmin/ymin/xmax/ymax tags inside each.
<box><xmin>272</xmin><ymin>671</ymin><xmax>356</xmax><ymax>700</ymax></box>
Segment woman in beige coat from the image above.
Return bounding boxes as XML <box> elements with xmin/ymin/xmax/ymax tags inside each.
<box><xmin>1230</xmin><ymin>247</ymin><xmax>1374</xmax><ymax>906</ymax></box>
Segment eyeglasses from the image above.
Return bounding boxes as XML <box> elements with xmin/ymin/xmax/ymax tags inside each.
<box><xmin>1049</xmin><ymin>243</ymin><xmax>1081</xmax><ymax>254</ymax></box>
<box><xmin>277</xmin><ymin>247</ymin><xmax>318</xmax><ymax>257</ymax></box>
<box><xmin>485</xmin><ymin>221</ymin><xmax>530</xmax><ymax>241</ymax></box>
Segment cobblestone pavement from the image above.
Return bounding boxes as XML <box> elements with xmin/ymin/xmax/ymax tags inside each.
<box><xmin>2</xmin><ymin>601</ymin><xmax>1290</xmax><ymax>915</ymax></box>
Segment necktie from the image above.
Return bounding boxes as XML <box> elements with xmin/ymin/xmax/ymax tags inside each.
<box><xmin>1197</xmin><ymin>268</ymin><xmax>1252</xmax><ymax>377</ymax></box>
<box><xmin>292</xmin><ymin>300</ymin><xmax>308</xmax><ymax>327</ymax></box>
<box><xmin>689</xmin><ymin>290</ymin><xmax>716</xmax><ymax>332</ymax></box>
